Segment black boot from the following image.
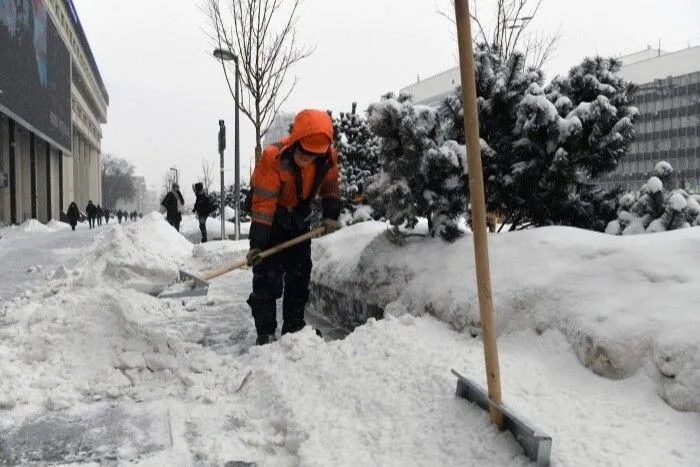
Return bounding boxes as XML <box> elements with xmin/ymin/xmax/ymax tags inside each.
<box><xmin>255</xmin><ymin>333</ymin><xmax>277</xmax><ymax>346</ymax></box>
<box><xmin>247</xmin><ymin>294</ymin><xmax>277</xmax><ymax>345</ymax></box>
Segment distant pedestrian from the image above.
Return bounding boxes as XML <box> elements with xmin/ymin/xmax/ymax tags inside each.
<box><xmin>86</xmin><ymin>200</ymin><xmax>97</xmax><ymax>228</ymax></box>
<box><xmin>192</xmin><ymin>182</ymin><xmax>215</xmax><ymax>243</ymax></box>
<box><xmin>96</xmin><ymin>205</ymin><xmax>103</xmax><ymax>226</ymax></box>
<box><xmin>117</xmin><ymin>210</ymin><xmax>123</xmax><ymax>224</ymax></box>
<box><xmin>67</xmin><ymin>202</ymin><xmax>80</xmax><ymax>231</ymax></box>
<box><xmin>104</xmin><ymin>208</ymin><xmax>111</xmax><ymax>224</ymax></box>
<box><xmin>161</xmin><ymin>183</ymin><xmax>185</xmax><ymax>231</ymax></box>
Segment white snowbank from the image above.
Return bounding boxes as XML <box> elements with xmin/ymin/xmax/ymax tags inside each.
<box><xmin>78</xmin><ymin>212</ymin><xmax>193</xmax><ymax>294</ymax></box>
<box><xmin>46</xmin><ymin>220</ymin><xmax>71</xmax><ymax>230</ymax></box>
<box><xmin>179</xmin><ymin>214</ymin><xmax>250</xmax><ymax>243</ymax></box>
<box><xmin>312</xmin><ymin>223</ymin><xmax>700</xmax><ymax>412</ymax></box>
<box><xmin>0</xmin><ymin>219</ymin><xmax>54</xmax><ymax>239</ymax></box>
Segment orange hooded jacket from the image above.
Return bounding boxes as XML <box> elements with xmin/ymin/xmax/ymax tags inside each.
<box><xmin>249</xmin><ymin>109</ymin><xmax>341</xmax><ymax>248</ymax></box>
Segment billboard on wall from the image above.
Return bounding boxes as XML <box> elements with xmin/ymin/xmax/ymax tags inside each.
<box><xmin>0</xmin><ymin>0</ymin><xmax>72</xmax><ymax>152</ymax></box>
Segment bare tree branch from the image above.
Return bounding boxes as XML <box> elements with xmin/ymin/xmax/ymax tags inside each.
<box><xmin>438</xmin><ymin>0</ymin><xmax>560</xmax><ymax>68</ymax></box>
<box><xmin>200</xmin><ymin>158</ymin><xmax>216</xmax><ymax>192</ymax></box>
<box><xmin>202</xmin><ymin>0</ymin><xmax>313</xmax><ymax>162</ymax></box>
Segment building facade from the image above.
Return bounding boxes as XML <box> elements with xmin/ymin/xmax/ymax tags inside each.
<box><xmin>263</xmin><ymin>111</ymin><xmax>295</xmax><ymax>146</ymax></box>
<box><xmin>599</xmin><ymin>46</ymin><xmax>700</xmax><ymax>193</ymax></box>
<box><xmin>0</xmin><ymin>0</ymin><xmax>108</xmax><ymax>225</ymax></box>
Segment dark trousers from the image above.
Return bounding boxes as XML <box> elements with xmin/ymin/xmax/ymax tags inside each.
<box><xmin>199</xmin><ymin>218</ymin><xmax>208</xmax><ymax>243</ymax></box>
<box><xmin>167</xmin><ymin>213</ymin><xmax>182</xmax><ymax>232</ymax></box>
<box><xmin>248</xmin><ymin>227</ymin><xmax>312</xmax><ymax>337</ymax></box>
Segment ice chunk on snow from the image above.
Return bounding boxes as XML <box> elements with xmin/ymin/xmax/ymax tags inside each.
<box><xmin>144</xmin><ymin>353</ymin><xmax>179</xmax><ymax>371</ymax></box>
<box><xmin>187</xmin><ymin>350</ymin><xmax>221</xmax><ymax>373</ymax></box>
<box><xmin>50</xmin><ymin>265</ymin><xmax>69</xmax><ymax>280</ymax></box>
<box><xmin>646</xmin><ymin>176</ymin><xmax>663</xmax><ymax>193</ymax></box>
<box><xmin>117</xmin><ymin>351</ymin><xmax>147</xmax><ymax>369</ymax></box>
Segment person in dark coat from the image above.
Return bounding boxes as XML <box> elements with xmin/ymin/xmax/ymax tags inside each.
<box><xmin>104</xmin><ymin>208</ymin><xmax>111</xmax><ymax>224</ymax></box>
<box><xmin>86</xmin><ymin>200</ymin><xmax>97</xmax><ymax>228</ymax></box>
<box><xmin>161</xmin><ymin>183</ymin><xmax>185</xmax><ymax>231</ymax></box>
<box><xmin>117</xmin><ymin>210</ymin><xmax>123</xmax><ymax>224</ymax></box>
<box><xmin>66</xmin><ymin>202</ymin><xmax>80</xmax><ymax>231</ymax></box>
<box><xmin>96</xmin><ymin>205</ymin><xmax>103</xmax><ymax>226</ymax></box>
<box><xmin>192</xmin><ymin>182</ymin><xmax>215</xmax><ymax>243</ymax></box>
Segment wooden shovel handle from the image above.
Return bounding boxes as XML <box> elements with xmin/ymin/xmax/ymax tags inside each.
<box><xmin>200</xmin><ymin>226</ymin><xmax>326</xmax><ymax>281</ymax></box>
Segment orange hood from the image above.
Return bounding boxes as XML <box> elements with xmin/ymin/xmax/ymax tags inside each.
<box><xmin>288</xmin><ymin>109</ymin><xmax>334</xmax><ymax>149</ymax></box>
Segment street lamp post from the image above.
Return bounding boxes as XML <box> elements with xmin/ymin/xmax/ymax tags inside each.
<box><xmin>218</xmin><ymin>119</ymin><xmax>226</xmax><ymax>240</ymax></box>
<box><xmin>213</xmin><ymin>47</ymin><xmax>242</xmax><ymax>241</ymax></box>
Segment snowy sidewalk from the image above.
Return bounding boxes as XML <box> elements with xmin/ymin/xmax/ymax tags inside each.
<box><xmin>1</xmin><ymin>216</ymin><xmax>698</xmax><ymax>466</ymax></box>
<box><xmin>0</xmin><ymin>220</ymin><xmax>104</xmax><ymax>301</ymax></box>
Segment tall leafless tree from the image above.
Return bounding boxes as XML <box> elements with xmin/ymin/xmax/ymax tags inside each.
<box><xmin>202</xmin><ymin>0</ymin><xmax>314</xmax><ymax>162</ymax></box>
<box><xmin>199</xmin><ymin>158</ymin><xmax>216</xmax><ymax>192</ymax></box>
<box><xmin>438</xmin><ymin>0</ymin><xmax>562</xmax><ymax>69</ymax></box>
<box><xmin>101</xmin><ymin>154</ymin><xmax>136</xmax><ymax>210</ymax></box>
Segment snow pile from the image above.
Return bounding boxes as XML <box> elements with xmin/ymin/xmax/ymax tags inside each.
<box><xmin>0</xmin><ymin>284</ymin><xmax>192</xmax><ymax>414</ymax></box>
<box><xmin>79</xmin><ymin>212</ymin><xmax>193</xmax><ymax>294</ymax></box>
<box><xmin>312</xmin><ymin>222</ymin><xmax>700</xmax><ymax>412</ymax></box>
<box><xmin>178</xmin><ymin>318</ymin><xmax>700</xmax><ymax>466</ymax></box>
<box><xmin>46</xmin><ymin>220</ymin><xmax>71</xmax><ymax>231</ymax></box>
<box><xmin>228</xmin><ymin>324</ymin><xmax>529</xmax><ymax>466</ymax></box>
<box><xmin>179</xmin><ymin>214</ymin><xmax>250</xmax><ymax>243</ymax></box>
<box><xmin>0</xmin><ymin>219</ymin><xmax>54</xmax><ymax>239</ymax></box>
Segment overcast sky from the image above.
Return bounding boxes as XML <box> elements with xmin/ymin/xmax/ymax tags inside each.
<box><xmin>72</xmin><ymin>0</ymin><xmax>700</xmax><ymax>197</ymax></box>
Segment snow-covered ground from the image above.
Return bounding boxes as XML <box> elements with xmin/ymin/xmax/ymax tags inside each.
<box><xmin>0</xmin><ymin>216</ymin><xmax>698</xmax><ymax>465</ymax></box>
<box><xmin>179</xmin><ymin>214</ymin><xmax>250</xmax><ymax>243</ymax></box>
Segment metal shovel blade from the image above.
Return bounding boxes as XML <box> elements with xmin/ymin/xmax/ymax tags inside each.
<box><xmin>158</xmin><ymin>270</ymin><xmax>210</xmax><ymax>299</ymax></box>
<box><xmin>452</xmin><ymin>369</ymin><xmax>552</xmax><ymax>466</ymax></box>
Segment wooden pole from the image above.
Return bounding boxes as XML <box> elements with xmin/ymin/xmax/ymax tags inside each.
<box><xmin>454</xmin><ymin>0</ymin><xmax>504</xmax><ymax>427</ymax></box>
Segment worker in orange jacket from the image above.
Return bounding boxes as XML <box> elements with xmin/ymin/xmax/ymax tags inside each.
<box><xmin>246</xmin><ymin>109</ymin><xmax>341</xmax><ymax>345</ymax></box>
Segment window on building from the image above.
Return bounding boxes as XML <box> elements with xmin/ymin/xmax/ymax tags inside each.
<box><xmin>671</xmin><ymin>138</ymin><xmax>679</xmax><ymax>149</ymax></box>
<box><xmin>680</xmin><ymin>136</ymin><xmax>689</xmax><ymax>148</ymax></box>
<box><xmin>672</xmin><ymin>116</ymin><xmax>680</xmax><ymax>129</ymax></box>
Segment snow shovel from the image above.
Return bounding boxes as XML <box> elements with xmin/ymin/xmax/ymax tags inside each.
<box><xmin>451</xmin><ymin>1</ymin><xmax>551</xmax><ymax>465</ymax></box>
<box><xmin>158</xmin><ymin>226</ymin><xmax>326</xmax><ymax>299</ymax></box>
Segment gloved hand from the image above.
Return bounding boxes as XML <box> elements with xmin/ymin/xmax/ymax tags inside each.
<box><xmin>322</xmin><ymin>218</ymin><xmax>341</xmax><ymax>234</ymax></box>
<box><xmin>246</xmin><ymin>248</ymin><xmax>263</xmax><ymax>266</ymax></box>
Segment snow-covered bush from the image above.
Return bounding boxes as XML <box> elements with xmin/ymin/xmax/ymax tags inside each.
<box><xmin>365</xmin><ymin>93</ymin><xmax>468</xmax><ymax>241</ymax></box>
<box><xmin>606</xmin><ymin>162</ymin><xmax>699</xmax><ymax>235</ymax></box>
<box><xmin>440</xmin><ymin>47</ymin><xmax>636</xmax><ymax>231</ymax></box>
<box><xmin>333</xmin><ymin>103</ymin><xmax>381</xmax><ymax>204</ymax></box>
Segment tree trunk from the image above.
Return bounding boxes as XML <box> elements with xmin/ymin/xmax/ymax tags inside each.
<box><xmin>255</xmin><ymin>101</ymin><xmax>262</xmax><ymax>163</ymax></box>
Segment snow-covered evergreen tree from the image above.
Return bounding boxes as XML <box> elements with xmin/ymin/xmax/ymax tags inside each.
<box><xmin>210</xmin><ymin>182</ymin><xmax>252</xmax><ymax>221</ymax></box>
<box><xmin>366</xmin><ymin>93</ymin><xmax>468</xmax><ymax>241</ymax></box>
<box><xmin>333</xmin><ymin>103</ymin><xmax>381</xmax><ymax>204</ymax></box>
<box><xmin>606</xmin><ymin>162</ymin><xmax>699</xmax><ymax>235</ymax></box>
<box><xmin>440</xmin><ymin>48</ymin><xmax>636</xmax><ymax>231</ymax></box>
